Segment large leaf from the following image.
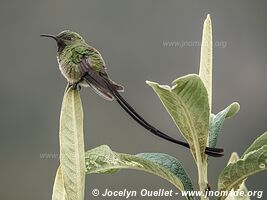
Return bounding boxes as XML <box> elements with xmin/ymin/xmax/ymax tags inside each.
<box><xmin>52</xmin><ymin>167</ymin><xmax>67</xmax><ymax>200</ymax></box>
<box><xmin>146</xmin><ymin>74</ymin><xmax>210</xmax><ymax>161</ymax></box>
<box><xmin>59</xmin><ymin>88</ymin><xmax>85</xmax><ymax>200</ymax></box>
<box><xmin>218</xmin><ymin>132</ymin><xmax>267</xmax><ymax>200</ymax></box>
<box><xmin>199</xmin><ymin>14</ymin><xmax>212</xmax><ymax>109</ymax></box>
<box><xmin>209</xmin><ymin>103</ymin><xmax>240</xmax><ymax>148</ymax></box>
<box><xmin>85</xmin><ymin>145</ymin><xmax>194</xmax><ymax>200</ymax></box>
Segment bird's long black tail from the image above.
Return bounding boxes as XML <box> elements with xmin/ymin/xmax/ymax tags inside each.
<box><xmin>110</xmin><ymin>87</ymin><xmax>224</xmax><ymax>157</ymax></box>
<box><xmin>82</xmin><ymin>72</ymin><xmax>224</xmax><ymax>157</ymax></box>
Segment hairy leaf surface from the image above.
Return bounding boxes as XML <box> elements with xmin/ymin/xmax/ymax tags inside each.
<box><xmin>146</xmin><ymin>74</ymin><xmax>209</xmax><ymax>160</ymax></box>
<box><xmin>218</xmin><ymin>132</ymin><xmax>267</xmax><ymax>200</ymax></box>
<box><xmin>52</xmin><ymin>167</ymin><xmax>67</xmax><ymax>200</ymax></box>
<box><xmin>224</xmin><ymin>153</ymin><xmax>250</xmax><ymax>200</ymax></box>
<box><xmin>209</xmin><ymin>103</ymin><xmax>240</xmax><ymax>148</ymax></box>
<box><xmin>85</xmin><ymin>145</ymin><xmax>194</xmax><ymax>200</ymax></box>
<box><xmin>199</xmin><ymin>14</ymin><xmax>212</xmax><ymax>109</ymax></box>
<box><xmin>59</xmin><ymin>88</ymin><xmax>85</xmax><ymax>200</ymax></box>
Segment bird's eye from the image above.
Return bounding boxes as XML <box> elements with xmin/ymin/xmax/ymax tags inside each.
<box><xmin>65</xmin><ymin>36</ymin><xmax>73</xmax><ymax>40</ymax></box>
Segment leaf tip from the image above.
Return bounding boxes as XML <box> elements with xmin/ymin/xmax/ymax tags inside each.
<box><xmin>172</xmin><ymin>74</ymin><xmax>199</xmax><ymax>85</ymax></box>
<box><xmin>205</xmin><ymin>14</ymin><xmax>211</xmax><ymax>25</ymax></box>
<box><xmin>146</xmin><ymin>80</ymin><xmax>158</xmax><ymax>89</ymax></box>
<box><xmin>227</xmin><ymin>152</ymin><xmax>240</xmax><ymax>165</ymax></box>
<box><xmin>226</xmin><ymin>102</ymin><xmax>240</xmax><ymax>118</ymax></box>
<box><xmin>146</xmin><ymin>80</ymin><xmax>172</xmax><ymax>91</ymax></box>
<box><xmin>146</xmin><ymin>80</ymin><xmax>156</xmax><ymax>86</ymax></box>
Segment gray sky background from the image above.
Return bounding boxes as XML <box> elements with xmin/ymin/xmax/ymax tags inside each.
<box><xmin>0</xmin><ymin>1</ymin><xmax>267</xmax><ymax>200</ymax></box>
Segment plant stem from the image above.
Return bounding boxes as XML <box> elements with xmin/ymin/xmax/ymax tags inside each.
<box><xmin>197</xmin><ymin>155</ymin><xmax>209</xmax><ymax>200</ymax></box>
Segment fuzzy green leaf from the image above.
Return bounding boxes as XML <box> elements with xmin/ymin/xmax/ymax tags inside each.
<box><xmin>146</xmin><ymin>74</ymin><xmax>210</xmax><ymax>161</ymax></box>
<box><xmin>224</xmin><ymin>153</ymin><xmax>250</xmax><ymax>200</ymax></box>
<box><xmin>85</xmin><ymin>145</ymin><xmax>194</xmax><ymax>200</ymax></box>
<box><xmin>52</xmin><ymin>167</ymin><xmax>67</xmax><ymax>200</ymax></box>
<box><xmin>59</xmin><ymin>88</ymin><xmax>85</xmax><ymax>200</ymax></box>
<box><xmin>218</xmin><ymin>132</ymin><xmax>267</xmax><ymax>200</ymax></box>
<box><xmin>136</xmin><ymin>153</ymin><xmax>194</xmax><ymax>193</ymax></box>
<box><xmin>199</xmin><ymin>14</ymin><xmax>212</xmax><ymax>109</ymax></box>
<box><xmin>243</xmin><ymin>132</ymin><xmax>267</xmax><ymax>156</ymax></box>
<box><xmin>209</xmin><ymin>102</ymin><xmax>240</xmax><ymax>148</ymax></box>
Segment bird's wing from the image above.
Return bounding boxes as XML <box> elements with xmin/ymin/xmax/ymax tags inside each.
<box><xmin>79</xmin><ymin>56</ymin><xmax>116</xmax><ymax>101</ymax></box>
<box><xmin>80</xmin><ymin>47</ymin><xmax>124</xmax><ymax>92</ymax></box>
<box><xmin>86</xmin><ymin>46</ymin><xmax>108</xmax><ymax>76</ymax></box>
<box><xmin>84</xmin><ymin>74</ymin><xmax>115</xmax><ymax>101</ymax></box>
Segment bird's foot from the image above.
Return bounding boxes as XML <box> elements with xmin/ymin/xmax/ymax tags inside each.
<box><xmin>68</xmin><ymin>82</ymin><xmax>81</xmax><ymax>91</ymax></box>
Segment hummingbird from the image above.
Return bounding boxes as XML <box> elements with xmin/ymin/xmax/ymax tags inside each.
<box><xmin>41</xmin><ymin>30</ymin><xmax>224</xmax><ymax>157</ymax></box>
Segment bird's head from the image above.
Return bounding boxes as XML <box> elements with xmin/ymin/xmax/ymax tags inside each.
<box><xmin>41</xmin><ymin>30</ymin><xmax>86</xmax><ymax>52</ymax></box>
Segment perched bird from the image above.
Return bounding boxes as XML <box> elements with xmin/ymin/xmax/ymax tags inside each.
<box><xmin>41</xmin><ymin>30</ymin><xmax>223</xmax><ymax>157</ymax></box>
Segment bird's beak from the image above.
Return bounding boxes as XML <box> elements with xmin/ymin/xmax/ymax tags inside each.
<box><xmin>40</xmin><ymin>34</ymin><xmax>58</xmax><ymax>41</ymax></box>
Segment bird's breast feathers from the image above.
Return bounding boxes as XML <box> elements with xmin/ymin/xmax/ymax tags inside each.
<box><xmin>57</xmin><ymin>55</ymin><xmax>83</xmax><ymax>84</ymax></box>
<box><xmin>56</xmin><ymin>45</ymin><xmax>106</xmax><ymax>84</ymax></box>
